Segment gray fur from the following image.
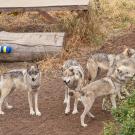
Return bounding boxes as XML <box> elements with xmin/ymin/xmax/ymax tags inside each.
<box><xmin>62</xmin><ymin>59</ymin><xmax>80</xmax><ymax>71</ymax></box>
<box><xmin>74</xmin><ymin>64</ymin><xmax>135</xmax><ymax>127</ymax></box>
<box><xmin>87</xmin><ymin>48</ymin><xmax>135</xmax><ymax>81</ymax></box>
<box><xmin>62</xmin><ymin>60</ymin><xmax>86</xmax><ymax>115</ymax></box>
<box><xmin>0</xmin><ymin>64</ymin><xmax>42</xmax><ymax>116</ymax></box>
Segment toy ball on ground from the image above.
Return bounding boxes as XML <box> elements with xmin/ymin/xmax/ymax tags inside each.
<box><xmin>0</xmin><ymin>45</ymin><xmax>13</xmax><ymax>53</ymax></box>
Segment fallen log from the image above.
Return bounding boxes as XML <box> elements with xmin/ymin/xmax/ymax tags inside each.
<box><xmin>0</xmin><ymin>31</ymin><xmax>65</xmax><ymax>62</ymax></box>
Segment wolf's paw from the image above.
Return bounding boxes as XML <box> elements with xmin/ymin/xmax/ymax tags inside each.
<box><xmin>6</xmin><ymin>105</ymin><xmax>13</xmax><ymax>109</ymax></box>
<box><xmin>30</xmin><ymin>110</ymin><xmax>35</xmax><ymax>115</ymax></box>
<box><xmin>102</xmin><ymin>106</ymin><xmax>107</xmax><ymax>111</ymax></box>
<box><xmin>65</xmin><ymin>108</ymin><xmax>70</xmax><ymax>114</ymax></box>
<box><xmin>0</xmin><ymin>111</ymin><xmax>5</xmax><ymax>115</ymax></box>
<box><xmin>120</xmin><ymin>96</ymin><xmax>125</xmax><ymax>100</ymax></box>
<box><xmin>36</xmin><ymin>111</ymin><xmax>41</xmax><ymax>116</ymax></box>
<box><xmin>72</xmin><ymin>110</ymin><xmax>79</xmax><ymax>114</ymax></box>
<box><xmin>81</xmin><ymin>123</ymin><xmax>88</xmax><ymax>127</ymax></box>
<box><xmin>63</xmin><ymin>99</ymin><xmax>67</xmax><ymax>104</ymax></box>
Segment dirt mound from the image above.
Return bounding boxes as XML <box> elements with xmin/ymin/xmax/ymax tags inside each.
<box><xmin>99</xmin><ymin>31</ymin><xmax>135</xmax><ymax>54</ymax></box>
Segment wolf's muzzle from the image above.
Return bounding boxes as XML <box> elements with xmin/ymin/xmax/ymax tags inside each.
<box><xmin>64</xmin><ymin>80</ymin><xmax>70</xmax><ymax>84</ymax></box>
<box><xmin>32</xmin><ymin>78</ymin><xmax>36</xmax><ymax>81</ymax></box>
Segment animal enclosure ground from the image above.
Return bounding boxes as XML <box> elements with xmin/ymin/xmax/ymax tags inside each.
<box><xmin>0</xmin><ymin>30</ymin><xmax>135</xmax><ymax>135</ymax></box>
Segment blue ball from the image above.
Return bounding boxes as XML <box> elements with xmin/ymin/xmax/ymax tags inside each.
<box><xmin>6</xmin><ymin>46</ymin><xmax>12</xmax><ymax>53</ymax></box>
<box><xmin>0</xmin><ymin>45</ymin><xmax>13</xmax><ymax>53</ymax></box>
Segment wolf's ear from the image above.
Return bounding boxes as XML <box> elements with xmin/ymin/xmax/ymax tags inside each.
<box><xmin>61</xmin><ymin>66</ymin><xmax>64</xmax><ymax>72</ymax></box>
<box><xmin>35</xmin><ymin>63</ymin><xmax>39</xmax><ymax>69</ymax></box>
<box><xmin>26</xmin><ymin>63</ymin><xmax>31</xmax><ymax>70</ymax></box>
<box><xmin>123</xmin><ymin>47</ymin><xmax>129</xmax><ymax>56</ymax></box>
<box><xmin>126</xmin><ymin>49</ymin><xmax>132</xmax><ymax>57</ymax></box>
<box><xmin>123</xmin><ymin>48</ymin><xmax>133</xmax><ymax>57</ymax></box>
<box><xmin>69</xmin><ymin>67</ymin><xmax>74</xmax><ymax>73</ymax></box>
<box><xmin>78</xmin><ymin>70</ymin><xmax>83</xmax><ymax>78</ymax></box>
<box><xmin>128</xmin><ymin>49</ymin><xmax>135</xmax><ymax>56</ymax></box>
<box><xmin>117</xmin><ymin>69</ymin><xmax>122</xmax><ymax>74</ymax></box>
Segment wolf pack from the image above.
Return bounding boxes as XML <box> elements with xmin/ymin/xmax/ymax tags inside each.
<box><xmin>0</xmin><ymin>47</ymin><xmax>135</xmax><ymax>128</ymax></box>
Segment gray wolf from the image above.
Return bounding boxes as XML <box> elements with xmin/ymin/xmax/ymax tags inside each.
<box><xmin>62</xmin><ymin>59</ymin><xmax>81</xmax><ymax>71</ymax></box>
<box><xmin>0</xmin><ymin>64</ymin><xmax>41</xmax><ymax>116</ymax></box>
<box><xmin>74</xmin><ymin>65</ymin><xmax>135</xmax><ymax>127</ymax></box>
<box><xmin>62</xmin><ymin>59</ymin><xmax>82</xmax><ymax>104</ymax></box>
<box><xmin>62</xmin><ymin>60</ymin><xmax>94</xmax><ymax>118</ymax></box>
<box><xmin>62</xmin><ymin>60</ymin><xmax>85</xmax><ymax>114</ymax></box>
<box><xmin>86</xmin><ymin>48</ymin><xmax>135</xmax><ymax>81</ymax></box>
<box><xmin>101</xmin><ymin>53</ymin><xmax>135</xmax><ymax>111</ymax></box>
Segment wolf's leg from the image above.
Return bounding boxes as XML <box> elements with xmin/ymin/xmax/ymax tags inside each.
<box><xmin>64</xmin><ymin>88</ymin><xmax>68</xmax><ymax>104</ymax></box>
<box><xmin>34</xmin><ymin>92</ymin><xmax>41</xmax><ymax>116</ymax></box>
<box><xmin>4</xmin><ymin>98</ymin><xmax>13</xmax><ymax>109</ymax></box>
<box><xmin>81</xmin><ymin>96</ymin><xmax>95</xmax><ymax>127</ymax></box>
<box><xmin>110</xmin><ymin>94</ymin><xmax>117</xmax><ymax>109</ymax></box>
<box><xmin>118</xmin><ymin>91</ymin><xmax>125</xmax><ymax>99</ymax></box>
<box><xmin>124</xmin><ymin>88</ymin><xmax>130</xmax><ymax>96</ymax></box>
<box><xmin>72</xmin><ymin>98</ymin><xmax>79</xmax><ymax>114</ymax></box>
<box><xmin>28</xmin><ymin>91</ymin><xmax>35</xmax><ymax>115</ymax></box>
<box><xmin>65</xmin><ymin>89</ymin><xmax>71</xmax><ymax>114</ymax></box>
<box><xmin>87</xmin><ymin>112</ymin><xmax>95</xmax><ymax>118</ymax></box>
<box><xmin>0</xmin><ymin>88</ymin><xmax>11</xmax><ymax>114</ymax></box>
<box><xmin>102</xmin><ymin>98</ymin><xmax>106</xmax><ymax>110</ymax></box>
<box><xmin>0</xmin><ymin>97</ymin><xmax>5</xmax><ymax>115</ymax></box>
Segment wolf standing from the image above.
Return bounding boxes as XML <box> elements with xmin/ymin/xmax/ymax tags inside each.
<box><xmin>0</xmin><ymin>64</ymin><xmax>41</xmax><ymax>116</ymax></box>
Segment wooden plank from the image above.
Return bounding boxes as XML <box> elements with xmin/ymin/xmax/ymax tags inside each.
<box><xmin>0</xmin><ymin>31</ymin><xmax>65</xmax><ymax>62</ymax></box>
<box><xmin>0</xmin><ymin>0</ymin><xmax>89</xmax><ymax>12</ymax></box>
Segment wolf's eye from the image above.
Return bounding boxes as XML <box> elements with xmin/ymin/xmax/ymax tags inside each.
<box><xmin>34</xmin><ymin>71</ymin><xmax>38</xmax><ymax>75</ymax></box>
<box><xmin>28</xmin><ymin>71</ymin><xmax>32</xmax><ymax>75</ymax></box>
<box><xmin>117</xmin><ymin>69</ymin><xmax>122</xmax><ymax>74</ymax></box>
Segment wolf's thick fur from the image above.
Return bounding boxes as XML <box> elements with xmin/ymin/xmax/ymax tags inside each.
<box><xmin>75</xmin><ymin>65</ymin><xmax>135</xmax><ymax>127</ymax></box>
<box><xmin>87</xmin><ymin>48</ymin><xmax>135</xmax><ymax>81</ymax></box>
<box><xmin>62</xmin><ymin>60</ymin><xmax>86</xmax><ymax>115</ymax></box>
<box><xmin>0</xmin><ymin>64</ymin><xmax>41</xmax><ymax>116</ymax></box>
<box><xmin>62</xmin><ymin>60</ymin><xmax>85</xmax><ymax>114</ymax></box>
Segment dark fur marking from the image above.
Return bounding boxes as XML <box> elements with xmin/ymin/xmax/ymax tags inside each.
<box><xmin>78</xmin><ymin>70</ymin><xmax>83</xmax><ymax>78</ymax></box>
<box><xmin>4</xmin><ymin>71</ymin><xmax>23</xmax><ymax>78</ymax></box>
<box><xmin>69</xmin><ymin>91</ymin><xmax>74</xmax><ymax>96</ymax></box>
<box><xmin>79</xmin><ymin>91</ymin><xmax>85</xmax><ymax>96</ymax></box>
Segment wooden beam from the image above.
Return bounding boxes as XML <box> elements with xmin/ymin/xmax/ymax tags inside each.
<box><xmin>0</xmin><ymin>6</ymin><xmax>88</xmax><ymax>12</ymax></box>
<box><xmin>0</xmin><ymin>0</ymin><xmax>89</xmax><ymax>12</ymax></box>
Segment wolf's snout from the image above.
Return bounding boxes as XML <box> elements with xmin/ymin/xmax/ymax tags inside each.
<box><xmin>64</xmin><ymin>80</ymin><xmax>70</xmax><ymax>84</ymax></box>
<box><xmin>32</xmin><ymin>78</ymin><xmax>36</xmax><ymax>81</ymax></box>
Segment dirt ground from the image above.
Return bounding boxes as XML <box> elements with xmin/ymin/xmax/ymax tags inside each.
<box><xmin>0</xmin><ymin>30</ymin><xmax>135</xmax><ymax>135</ymax></box>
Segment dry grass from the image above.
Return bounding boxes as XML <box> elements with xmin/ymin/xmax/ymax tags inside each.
<box><xmin>39</xmin><ymin>0</ymin><xmax>135</xmax><ymax>71</ymax></box>
<box><xmin>60</xmin><ymin>0</ymin><xmax>135</xmax><ymax>47</ymax></box>
<box><xmin>0</xmin><ymin>64</ymin><xmax>8</xmax><ymax>74</ymax></box>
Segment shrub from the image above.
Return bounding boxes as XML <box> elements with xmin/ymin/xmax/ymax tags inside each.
<box><xmin>104</xmin><ymin>88</ymin><xmax>135</xmax><ymax>135</ymax></box>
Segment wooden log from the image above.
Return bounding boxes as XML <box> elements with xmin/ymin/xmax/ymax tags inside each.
<box><xmin>0</xmin><ymin>31</ymin><xmax>65</xmax><ymax>62</ymax></box>
<box><xmin>0</xmin><ymin>0</ymin><xmax>89</xmax><ymax>12</ymax></box>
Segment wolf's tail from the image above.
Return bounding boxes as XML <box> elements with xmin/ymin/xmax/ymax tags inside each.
<box><xmin>86</xmin><ymin>57</ymin><xmax>98</xmax><ymax>81</ymax></box>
